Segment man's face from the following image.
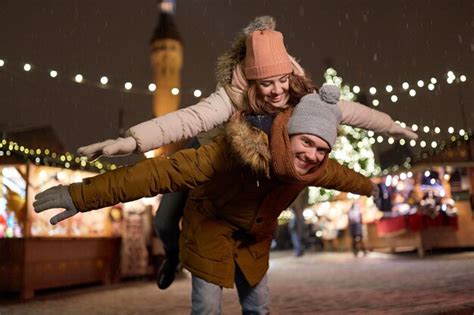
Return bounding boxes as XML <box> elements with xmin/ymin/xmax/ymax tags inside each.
<box><xmin>289</xmin><ymin>134</ymin><xmax>330</xmax><ymax>175</ymax></box>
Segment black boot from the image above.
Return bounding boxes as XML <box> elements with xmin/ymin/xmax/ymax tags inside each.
<box><xmin>156</xmin><ymin>256</ymin><xmax>179</xmax><ymax>290</ymax></box>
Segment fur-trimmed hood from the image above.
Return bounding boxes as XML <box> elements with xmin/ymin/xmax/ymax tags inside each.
<box><xmin>225</xmin><ymin>112</ymin><xmax>272</xmax><ymax>178</ymax></box>
<box><xmin>216</xmin><ymin>16</ymin><xmax>276</xmax><ymax>87</ymax></box>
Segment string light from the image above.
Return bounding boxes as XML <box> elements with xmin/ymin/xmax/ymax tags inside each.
<box><xmin>0</xmin><ymin>58</ymin><xmax>205</xmax><ymax>96</ymax></box>
<box><xmin>385</xmin><ymin>85</ymin><xmax>393</xmax><ymax>93</ymax></box>
<box><xmin>428</xmin><ymin>83</ymin><xmax>435</xmax><ymax>90</ymax></box>
<box><xmin>409</xmin><ymin>89</ymin><xmax>416</xmax><ymax>96</ymax></box>
<box><xmin>402</xmin><ymin>82</ymin><xmax>409</xmax><ymax>90</ymax></box>
<box><xmin>417</xmin><ymin>80</ymin><xmax>424</xmax><ymax>87</ymax></box>
<box><xmin>74</xmin><ymin>74</ymin><xmax>83</xmax><ymax>83</ymax></box>
<box><xmin>124</xmin><ymin>82</ymin><xmax>133</xmax><ymax>90</ymax></box>
<box><xmin>322</xmin><ymin>68</ymin><xmax>472</xmax><ymax>173</ymax></box>
<box><xmin>369</xmin><ymin>87</ymin><xmax>377</xmax><ymax>95</ymax></box>
<box><xmin>148</xmin><ymin>83</ymin><xmax>156</xmax><ymax>92</ymax></box>
<box><xmin>460</xmin><ymin>75</ymin><xmax>467</xmax><ymax>82</ymax></box>
<box><xmin>193</xmin><ymin>89</ymin><xmax>202</xmax><ymax>97</ymax></box>
<box><xmin>171</xmin><ymin>87</ymin><xmax>180</xmax><ymax>95</ymax></box>
<box><xmin>390</xmin><ymin>95</ymin><xmax>398</xmax><ymax>103</ymax></box>
<box><xmin>100</xmin><ymin>76</ymin><xmax>108</xmax><ymax>85</ymax></box>
<box><xmin>372</xmin><ymin>99</ymin><xmax>379</xmax><ymax>106</ymax></box>
<box><xmin>352</xmin><ymin>85</ymin><xmax>360</xmax><ymax>93</ymax></box>
<box><xmin>430</xmin><ymin>77</ymin><xmax>437</xmax><ymax>84</ymax></box>
<box><xmin>0</xmin><ymin>139</ymin><xmax>118</xmax><ymax>173</ymax></box>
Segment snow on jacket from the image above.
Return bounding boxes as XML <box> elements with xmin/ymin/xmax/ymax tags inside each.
<box><xmin>68</xmin><ymin>110</ymin><xmax>373</xmax><ymax>288</ymax></box>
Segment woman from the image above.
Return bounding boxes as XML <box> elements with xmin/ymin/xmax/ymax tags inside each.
<box><xmin>78</xmin><ymin>16</ymin><xmax>416</xmax><ymax>159</ymax></box>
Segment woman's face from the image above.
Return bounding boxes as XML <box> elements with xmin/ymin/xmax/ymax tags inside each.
<box><xmin>256</xmin><ymin>74</ymin><xmax>290</xmax><ymax>109</ymax></box>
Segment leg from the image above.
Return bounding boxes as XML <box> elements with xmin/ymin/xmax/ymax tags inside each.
<box><xmin>351</xmin><ymin>236</ymin><xmax>358</xmax><ymax>256</ymax></box>
<box><xmin>154</xmin><ymin>191</ymin><xmax>188</xmax><ymax>256</ymax></box>
<box><xmin>191</xmin><ymin>275</ymin><xmax>223</xmax><ymax>315</ymax></box>
<box><xmin>235</xmin><ymin>264</ymin><xmax>270</xmax><ymax>315</ymax></box>
<box><xmin>290</xmin><ymin>231</ymin><xmax>303</xmax><ymax>256</ymax></box>
<box><xmin>153</xmin><ymin>190</ymin><xmax>188</xmax><ymax>289</ymax></box>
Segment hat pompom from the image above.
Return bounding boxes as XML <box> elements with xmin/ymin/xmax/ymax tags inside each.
<box><xmin>319</xmin><ymin>84</ymin><xmax>340</xmax><ymax>104</ymax></box>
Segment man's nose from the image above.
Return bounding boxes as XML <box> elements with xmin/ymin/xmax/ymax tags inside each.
<box><xmin>306</xmin><ymin>149</ymin><xmax>324</xmax><ymax>163</ymax></box>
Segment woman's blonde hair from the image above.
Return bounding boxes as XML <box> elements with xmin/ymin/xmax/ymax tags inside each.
<box><xmin>247</xmin><ymin>73</ymin><xmax>318</xmax><ymax>114</ymax></box>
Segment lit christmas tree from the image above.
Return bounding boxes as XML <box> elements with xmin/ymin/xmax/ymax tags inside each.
<box><xmin>308</xmin><ymin>68</ymin><xmax>381</xmax><ymax>204</ymax></box>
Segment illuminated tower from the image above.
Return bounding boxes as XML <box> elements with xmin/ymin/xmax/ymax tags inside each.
<box><xmin>149</xmin><ymin>0</ymin><xmax>183</xmax><ymax>155</ymax></box>
<box><xmin>150</xmin><ymin>0</ymin><xmax>182</xmax><ymax>119</ymax></box>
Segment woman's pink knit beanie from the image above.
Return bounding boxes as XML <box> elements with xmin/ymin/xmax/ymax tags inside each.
<box><xmin>244</xmin><ymin>30</ymin><xmax>293</xmax><ymax>80</ymax></box>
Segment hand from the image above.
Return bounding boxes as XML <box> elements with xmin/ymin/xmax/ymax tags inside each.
<box><xmin>388</xmin><ymin>124</ymin><xmax>418</xmax><ymax>140</ymax></box>
<box><xmin>33</xmin><ymin>185</ymin><xmax>79</xmax><ymax>225</ymax></box>
<box><xmin>77</xmin><ymin>137</ymin><xmax>137</xmax><ymax>161</ymax></box>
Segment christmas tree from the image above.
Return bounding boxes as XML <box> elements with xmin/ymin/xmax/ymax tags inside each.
<box><xmin>308</xmin><ymin>68</ymin><xmax>381</xmax><ymax>204</ymax></box>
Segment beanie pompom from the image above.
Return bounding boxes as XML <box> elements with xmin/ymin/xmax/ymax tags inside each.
<box><xmin>243</xmin><ymin>16</ymin><xmax>276</xmax><ymax>35</ymax></box>
<box><xmin>320</xmin><ymin>84</ymin><xmax>340</xmax><ymax>104</ymax></box>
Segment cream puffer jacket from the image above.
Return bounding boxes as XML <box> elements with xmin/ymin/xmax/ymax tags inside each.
<box><xmin>125</xmin><ymin>16</ymin><xmax>416</xmax><ymax>153</ymax></box>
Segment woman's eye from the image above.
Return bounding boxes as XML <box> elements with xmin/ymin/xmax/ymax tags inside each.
<box><xmin>280</xmin><ymin>77</ymin><xmax>288</xmax><ymax>83</ymax></box>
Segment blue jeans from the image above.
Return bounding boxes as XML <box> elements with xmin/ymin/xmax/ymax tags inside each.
<box><xmin>191</xmin><ymin>264</ymin><xmax>270</xmax><ymax>315</ymax></box>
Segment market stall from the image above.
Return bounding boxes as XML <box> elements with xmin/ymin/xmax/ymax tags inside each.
<box><xmin>0</xmin><ymin>161</ymin><xmax>122</xmax><ymax>299</ymax></box>
<box><xmin>366</xmin><ymin>137</ymin><xmax>474</xmax><ymax>256</ymax></box>
<box><xmin>0</xmin><ymin>139</ymin><xmax>157</xmax><ymax>298</ymax></box>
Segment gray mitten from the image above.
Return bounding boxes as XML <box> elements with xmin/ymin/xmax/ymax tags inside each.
<box><xmin>33</xmin><ymin>185</ymin><xmax>79</xmax><ymax>225</ymax></box>
<box><xmin>77</xmin><ymin>136</ymin><xmax>137</xmax><ymax>161</ymax></box>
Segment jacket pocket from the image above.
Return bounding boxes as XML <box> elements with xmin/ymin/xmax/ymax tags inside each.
<box><xmin>247</xmin><ymin>238</ymin><xmax>272</xmax><ymax>260</ymax></box>
<box><xmin>182</xmin><ymin>213</ymin><xmax>234</xmax><ymax>262</ymax></box>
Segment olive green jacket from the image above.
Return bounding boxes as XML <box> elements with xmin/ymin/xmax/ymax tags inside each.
<box><xmin>69</xmin><ymin>120</ymin><xmax>373</xmax><ymax>288</ymax></box>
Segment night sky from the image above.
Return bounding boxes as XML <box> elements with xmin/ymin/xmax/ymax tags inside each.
<box><xmin>1</xmin><ymin>0</ymin><xmax>472</xmax><ymax>165</ymax></box>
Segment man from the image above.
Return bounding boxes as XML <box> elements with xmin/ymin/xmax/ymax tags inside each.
<box><xmin>34</xmin><ymin>86</ymin><xmax>376</xmax><ymax>314</ymax></box>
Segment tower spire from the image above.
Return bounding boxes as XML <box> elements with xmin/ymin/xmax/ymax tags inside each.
<box><xmin>149</xmin><ymin>0</ymin><xmax>183</xmax><ymax>155</ymax></box>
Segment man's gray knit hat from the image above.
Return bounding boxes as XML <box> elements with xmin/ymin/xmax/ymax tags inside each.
<box><xmin>287</xmin><ymin>84</ymin><xmax>342</xmax><ymax>148</ymax></box>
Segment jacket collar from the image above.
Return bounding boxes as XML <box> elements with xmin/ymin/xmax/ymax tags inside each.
<box><xmin>225</xmin><ymin>112</ymin><xmax>272</xmax><ymax>177</ymax></box>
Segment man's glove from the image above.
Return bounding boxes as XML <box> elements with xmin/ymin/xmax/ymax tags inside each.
<box><xmin>77</xmin><ymin>137</ymin><xmax>137</xmax><ymax>161</ymax></box>
<box><xmin>33</xmin><ymin>185</ymin><xmax>79</xmax><ymax>225</ymax></box>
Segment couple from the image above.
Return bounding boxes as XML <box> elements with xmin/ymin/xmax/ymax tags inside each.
<box><xmin>35</xmin><ymin>16</ymin><xmax>416</xmax><ymax>314</ymax></box>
